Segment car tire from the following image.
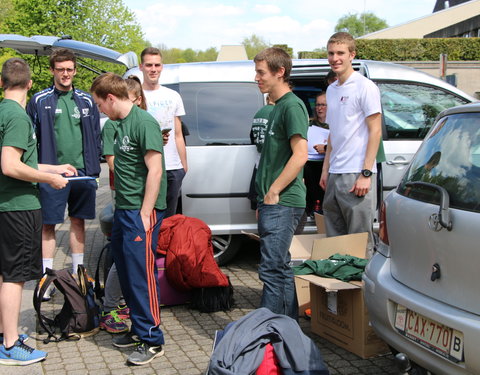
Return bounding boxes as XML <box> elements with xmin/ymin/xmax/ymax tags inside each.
<box><xmin>212</xmin><ymin>234</ymin><xmax>243</xmax><ymax>266</ymax></box>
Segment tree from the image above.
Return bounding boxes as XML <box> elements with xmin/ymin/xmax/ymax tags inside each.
<box><xmin>242</xmin><ymin>34</ymin><xmax>270</xmax><ymax>59</ymax></box>
<box><xmin>273</xmin><ymin>44</ymin><xmax>293</xmax><ymax>57</ymax></box>
<box><xmin>2</xmin><ymin>0</ymin><xmax>147</xmax><ymax>93</ymax></box>
<box><xmin>335</xmin><ymin>12</ymin><xmax>388</xmax><ymax>38</ymax></box>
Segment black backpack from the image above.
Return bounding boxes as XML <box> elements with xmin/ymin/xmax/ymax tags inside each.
<box><xmin>94</xmin><ymin>242</ymin><xmax>114</xmax><ymax>301</ymax></box>
<box><xmin>33</xmin><ymin>265</ymin><xmax>100</xmax><ymax>343</ymax></box>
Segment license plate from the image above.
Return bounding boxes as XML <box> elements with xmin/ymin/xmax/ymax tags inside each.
<box><xmin>395</xmin><ymin>305</ymin><xmax>464</xmax><ymax>363</ymax></box>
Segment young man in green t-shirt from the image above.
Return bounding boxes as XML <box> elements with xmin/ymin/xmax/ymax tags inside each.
<box><xmin>254</xmin><ymin>48</ymin><xmax>309</xmax><ymax>320</ymax></box>
<box><xmin>0</xmin><ymin>58</ymin><xmax>76</xmax><ymax>365</ymax></box>
<box><xmin>91</xmin><ymin>72</ymin><xmax>167</xmax><ymax>366</ymax></box>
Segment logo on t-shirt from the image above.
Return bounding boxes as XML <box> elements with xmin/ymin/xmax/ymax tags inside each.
<box><xmin>120</xmin><ymin>136</ymin><xmax>133</xmax><ymax>152</ymax></box>
<box><xmin>72</xmin><ymin>106</ymin><xmax>81</xmax><ymax>119</ymax></box>
<box><xmin>340</xmin><ymin>96</ymin><xmax>349</xmax><ymax>104</ymax></box>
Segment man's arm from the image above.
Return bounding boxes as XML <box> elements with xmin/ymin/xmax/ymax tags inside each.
<box><xmin>349</xmin><ymin>112</ymin><xmax>382</xmax><ymax>196</ymax></box>
<box><xmin>105</xmin><ymin>155</ymin><xmax>115</xmax><ymax>172</ymax></box>
<box><xmin>264</xmin><ymin>134</ymin><xmax>308</xmax><ymax>205</ymax></box>
<box><xmin>1</xmin><ymin>146</ymin><xmax>72</xmax><ymax>189</ymax></box>
<box><xmin>320</xmin><ymin>135</ymin><xmax>331</xmax><ymax>190</ymax></box>
<box><xmin>174</xmin><ymin>116</ymin><xmax>188</xmax><ymax>172</ymax></box>
<box><xmin>140</xmin><ymin>150</ymin><xmax>163</xmax><ymax>231</ymax></box>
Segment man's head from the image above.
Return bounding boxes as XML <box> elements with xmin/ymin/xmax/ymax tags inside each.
<box><xmin>49</xmin><ymin>48</ymin><xmax>77</xmax><ymax>91</ymax></box>
<box><xmin>314</xmin><ymin>92</ymin><xmax>327</xmax><ymax>123</ymax></box>
<box><xmin>327</xmin><ymin>32</ymin><xmax>356</xmax><ymax>78</ymax></box>
<box><xmin>0</xmin><ymin>58</ymin><xmax>32</xmax><ymax>91</ymax></box>
<box><xmin>254</xmin><ymin>47</ymin><xmax>291</xmax><ymax>95</ymax></box>
<box><xmin>140</xmin><ymin>47</ymin><xmax>163</xmax><ymax>88</ymax></box>
<box><xmin>90</xmin><ymin>72</ymin><xmax>130</xmax><ymax>120</ymax></box>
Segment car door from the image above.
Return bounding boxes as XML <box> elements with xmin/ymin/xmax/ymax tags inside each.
<box><xmin>0</xmin><ymin>34</ymin><xmax>137</xmax><ymax>68</ymax></box>
<box><xmin>375</xmin><ymin>81</ymin><xmax>470</xmax><ymax>198</ymax></box>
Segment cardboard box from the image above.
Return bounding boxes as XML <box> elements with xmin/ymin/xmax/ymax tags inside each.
<box><xmin>289</xmin><ymin>213</ymin><xmax>326</xmax><ymax>316</ymax></box>
<box><xmin>295</xmin><ymin>232</ymin><xmax>389</xmax><ymax>359</ymax></box>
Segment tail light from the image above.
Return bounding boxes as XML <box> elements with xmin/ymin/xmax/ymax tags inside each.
<box><xmin>378</xmin><ymin>201</ymin><xmax>389</xmax><ymax>245</ymax></box>
<box><xmin>109</xmin><ymin>170</ymin><xmax>115</xmax><ymax>191</ymax></box>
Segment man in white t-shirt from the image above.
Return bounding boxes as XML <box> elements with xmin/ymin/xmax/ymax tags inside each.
<box><xmin>319</xmin><ymin>32</ymin><xmax>382</xmax><ymax>255</ymax></box>
<box><xmin>140</xmin><ymin>47</ymin><xmax>187</xmax><ymax>218</ymax></box>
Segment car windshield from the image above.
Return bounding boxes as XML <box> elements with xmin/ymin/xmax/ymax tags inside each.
<box><xmin>378</xmin><ymin>82</ymin><xmax>469</xmax><ymax>140</ymax></box>
<box><xmin>398</xmin><ymin>111</ymin><xmax>480</xmax><ymax>212</ymax></box>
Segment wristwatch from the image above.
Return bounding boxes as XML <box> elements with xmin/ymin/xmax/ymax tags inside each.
<box><xmin>361</xmin><ymin>169</ymin><xmax>373</xmax><ymax>178</ymax></box>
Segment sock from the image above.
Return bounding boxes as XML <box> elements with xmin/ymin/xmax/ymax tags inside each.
<box><xmin>42</xmin><ymin>258</ymin><xmax>54</xmax><ymax>273</ymax></box>
<box><xmin>72</xmin><ymin>253</ymin><xmax>84</xmax><ymax>273</ymax></box>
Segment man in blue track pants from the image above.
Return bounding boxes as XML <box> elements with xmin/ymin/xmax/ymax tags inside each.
<box><xmin>91</xmin><ymin>72</ymin><xmax>167</xmax><ymax>366</ymax></box>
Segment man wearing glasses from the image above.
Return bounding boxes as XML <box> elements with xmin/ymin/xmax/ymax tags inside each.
<box><xmin>27</xmin><ymin>48</ymin><xmax>101</xmax><ymax>288</ymax></box>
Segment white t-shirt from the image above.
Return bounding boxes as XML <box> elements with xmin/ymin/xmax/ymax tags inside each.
<box><xmin>307</xmin><ymin>125</ymin><xmax>329</xmax><ymax>161</ymax></box>
<box><xmin>144</xmin><ymin>86</ymin><xmax>186</xmax><ymax>170</ymax></box>
<box><xmin>326</xmin><ymin>71</ymin><xmax>381</xmax><ymax>174</ymax></box>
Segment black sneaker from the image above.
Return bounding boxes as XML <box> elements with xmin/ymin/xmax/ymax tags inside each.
<box><xmin>127</xmin><ymin>342</ymin><xmax>164</xmax><ymax>365</ymax></box>
<box><xmin>112</xmin><ymin>331</ymin><xmax>140</xmax><ymax>348</ymax></box>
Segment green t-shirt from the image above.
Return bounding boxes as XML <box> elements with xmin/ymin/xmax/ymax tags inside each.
<box><xmin>102</xmin><ymin>119</ymin><xmax>118</xmax><ymax>156</ymax></box>
<box><xmin>0</xmin><ymin>99</ymin><xmax>41</xmax><ymax>212</ymax></box>
<box><xmin>113</xmin><ymin>105</ymin><xmax>167</xmax><ymax>210</ymax></box>
<box><xmin>251</xmin><ymin>104</ymin><xmax>274</xmax><ymax>153</ymax></box>
<box><xmin>255</xmin><ymin>92</ymin><xmax>308</xmax><ymax>207</ymax></box>
<box><xmin>55</xmin><ymin>90</ymin><xmax>84</xmax><ymax>168</ymax></box>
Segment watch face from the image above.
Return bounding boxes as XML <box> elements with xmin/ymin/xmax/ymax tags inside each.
<box><xmin>362</xmin><ymin>169</ymin><xmax>372</xmax><ymax>177</ymax></box>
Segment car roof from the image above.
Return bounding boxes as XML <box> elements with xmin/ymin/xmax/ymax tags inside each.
<box><xmin>0</xmin><ymin>34</ymin><xmax>138</xmax><ymax>69</ymax></box>
<box><xmin>125</xmin><ymin>58</ymin><xmax>474</xmax><ymax>101</ymax></box>
<box><xmin>439</xmin><ymin>101</ymin><xmax>480</xmax><ymax>117</ymax></box>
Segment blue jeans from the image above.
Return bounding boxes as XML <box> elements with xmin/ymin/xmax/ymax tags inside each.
<box><xmin>257</xmin><ymin>203</ymin><xmax>304</xmax><ymax>320</ymax></box>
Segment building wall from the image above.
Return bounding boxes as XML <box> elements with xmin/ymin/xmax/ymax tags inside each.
<box><xmin>360</xmin><ymin>0</ymin><xmax>480</xmax><ymax>39</ymax></box>
<box><xmin>396</xmin><ymin>60</ymin><xmax>480</xmax><ymax>98</ymax></box>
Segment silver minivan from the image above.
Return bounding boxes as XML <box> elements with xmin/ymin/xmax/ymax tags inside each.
<box><xmin>123</xmin><ymin>59</ymin><xmax>474</xmax><ymax>263</ymax></box>
<box><xmin>364</xmin><ymin>103</ymin><xmax>480</xmax><ymax>374</ymax></box>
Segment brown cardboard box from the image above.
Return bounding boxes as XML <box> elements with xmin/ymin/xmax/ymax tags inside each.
<box><xmin>296</xmin><ymin>233</ymin><xmax>389</xmax><ymax>359</ymax></box>
<box><xmin>289</xmin><ymin>214</ymin><xmax>326</xmax><ymax>316</ymax></box>
<box><xmin>289</xmin><ymin>214</ymin><xmax>327</xmax><ymax>315</ymax></box>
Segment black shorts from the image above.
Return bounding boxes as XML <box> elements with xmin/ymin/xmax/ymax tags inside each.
<box><xmin>0</xmin><ymin>210</ymin><xmax>43</xmax><ymax>282</ymax></box>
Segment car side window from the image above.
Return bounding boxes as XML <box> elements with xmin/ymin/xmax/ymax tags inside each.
<box><xmin>398</xmin><ymin>113</ymin><xmax>480</xmax><ymax>213</ymax></box>
<box><xmin>169</xmin><ymin>82</ymin><xmax>264</xmax><ymax>146</ymax></box>
<box><xmin>377</xmin><ymin>82</ymin><xmax>469</xmax><ymax>140</ymax></box>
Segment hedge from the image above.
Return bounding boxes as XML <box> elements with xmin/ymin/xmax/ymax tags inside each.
<box><xmin>298</xmin><ymin>38</ymin><xmax>480</xmax><ymax>61</ymax></box>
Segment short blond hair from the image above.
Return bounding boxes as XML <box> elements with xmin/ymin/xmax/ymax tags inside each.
<box><xmin>327</xmin><ymin>32</ymin><xmax>356</xmax><ymax>53</ymax></box>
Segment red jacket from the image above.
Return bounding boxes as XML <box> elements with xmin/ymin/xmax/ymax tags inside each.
<box><xmin>157</xmin><ymin>215</ymin><xmax>230</xmax><ymax>292</ymax></box>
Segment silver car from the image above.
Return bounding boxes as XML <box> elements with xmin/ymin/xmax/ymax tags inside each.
<box><xmin>123</xmin><ymin>60</ymin><xmax>473</xmax><ymax>264</ymax></box>
<box><xmin>364</xmin><ymin>103</ymin><xmax>480</xmax><ymax>374</ymax></box>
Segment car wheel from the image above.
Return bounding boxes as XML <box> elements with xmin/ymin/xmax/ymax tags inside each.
<box><xmin>212</xmin><ymin>234</ymin><xmax>243</xmax><ymax>266</ymax></box>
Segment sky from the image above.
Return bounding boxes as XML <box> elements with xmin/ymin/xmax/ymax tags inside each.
<box><xmin>122</xmin><ymin>0</ymin><xmax>435</xmax><ymax>55</ymax></box>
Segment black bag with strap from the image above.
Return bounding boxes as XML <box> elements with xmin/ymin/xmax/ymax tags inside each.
<box><xmin>33</xmin><ymin>265</ymin><xmax>100</xmax><ymax>343</ymax></box>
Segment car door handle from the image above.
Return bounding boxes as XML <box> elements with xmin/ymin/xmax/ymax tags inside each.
<box><xmin>386</xmin><ymin>160</ymin><xmax>410</xmax><ymax>165</ymax></box>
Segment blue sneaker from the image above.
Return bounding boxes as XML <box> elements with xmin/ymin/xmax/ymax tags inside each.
<box><xmin>0</xmin><ymin>340</ymin><xmax>47</xmax><ymax>366</ymax></box>
<box><xmin>0</xmin><ymin>334</ymin><xmax>29</xmax><ymax>343</ymax></box>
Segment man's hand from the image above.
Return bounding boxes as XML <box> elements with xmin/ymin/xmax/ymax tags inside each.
<box><xmin>313</xmin><ymin>144</ymin><xmax>326</xmax><ymax>154</ymax></box>
<box><xmin>55</xmin><ymin>164</ymin><xmax>77</xmax><ymax>177</ymax></box>
<box><xmin>264</xmin><ymin>189</ymin><xmax>280</xmax><ymax>205</ymax></box>
<box><xmin>349</xmin><ymin>175</ymin><xmax>371</xmax><ymax>197</ymax></box>
<box><xmin>320</xmin><ymin>171</ymin><xmax>328</xmax><ymax>190</ymax></box>
<box><xmin>140</xmin><ymin>210</ymin><xmax>151</xmax><ymax>232</ymax></box>
<box><xmin>162</xmin><ymin>131</ymin><xmax>170</xmax><ymax>145</ymax></box>
<box><xmin>48</xmin><ymin>174</ymin><xmax>69</xmax><ymax>190</ymax></box>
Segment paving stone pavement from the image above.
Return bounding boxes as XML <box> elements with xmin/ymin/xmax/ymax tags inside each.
<box><xmin>20</xmin><ymin>163</ymin><xmax>399</xmax><ymax>374</ymax></box>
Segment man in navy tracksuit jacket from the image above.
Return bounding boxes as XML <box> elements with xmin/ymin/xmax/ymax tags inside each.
<box><xmin>26</xmin><ymin>48</ymin><xmax>101</xmax><ymax>282</ymax></box>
